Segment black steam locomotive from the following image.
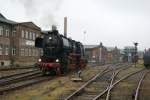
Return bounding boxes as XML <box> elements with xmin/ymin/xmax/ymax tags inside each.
<box><xmin>144</xmin><ymin>50</ymin><xmax>150</xmax><ymax>68</ymax></box>
<box><xmin>35</xmin><ymin>27</ymin><xmax>87</xmax><ymax>75</ymax></box>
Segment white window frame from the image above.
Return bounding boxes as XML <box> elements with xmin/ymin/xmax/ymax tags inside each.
<box><xmin>33</xmin><ymin>33</ymin><xmax>35</xmax><ymax>40</ymax></box>
<box><xmin>29</xmin><ymin>32</ymin><xmax>32</xmax><ymax>40</ymax></box>
<box><xmin>12</xmin><ymin>47</ymin><xmax>16</xmax><ymax>55</ymax></box>
<box><xmin>25</xmin><ymin>31</ymin><xmax>28</xmax><ymax>39</ymax></box>
<box><xmin>0</xmin><ymin>26</ymin><xmax>3</xmax><ymax>36</ymax></box>
<box><xmin>21</xmin><ymin>30</ymin><xmax>24</xmax><ymax>38</ymax></box>
<box><xmin>5</xmin><ymin>46</ymin><xmax>9</xmax><ymax>55</ymax></box>
<box><xmin>0</xmin><ymin>45</ymin><xmax>2</xmax><ymax>55</ymax></box>
<box><xmin>6</xmin><ymin>29</ymin><xmax>9</xmax><ymax>37</ymax></box>
<box><xmin>12</xmin><ymin>30</ymin><xmax>16</xmax><ymax>37</ymax></box>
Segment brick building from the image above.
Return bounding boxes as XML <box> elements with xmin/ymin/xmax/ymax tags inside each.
<box><xmin>106</xmin><ymin>47</ymin><xmax>120</xmax><ymax>63</ymax></box>
<box><xmin>84</xmin><ymin>42</ymin><xmax>107</xmax><ymax>64</ymax></box>
<box><xmin>0</xmin><ymin>13</ymin><xmax>17</xmax><ymax>66</ymax></box>
<box><xmin>0</xmin><ymin>13</ymin><xmax>42</xmax><ymax>67</ymax></box>
<box><xmin>85</xmin><ymin>43</ymin><xmax>121</xmax><ymax>64</ymax></box>
<box><xmin>12</xmin><ymin>22</ymin><xmax>42</xmax><ymax>66</ymax></box>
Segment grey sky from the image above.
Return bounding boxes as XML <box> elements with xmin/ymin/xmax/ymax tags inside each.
<box><xmin>0</xmin><ymin>0</ymin><xmax>150</xmax><ymax>50</ymax></box>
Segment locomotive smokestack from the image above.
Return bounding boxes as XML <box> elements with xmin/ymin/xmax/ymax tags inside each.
<box><xmin>64</xmin><ymin>17</ymin><xmax>67</xmax><ymax>37</ymax></box>
<box><xmin>52</xmin><ymin>25</ymin><xmax>57</xmax><ymax>31</ymax></box>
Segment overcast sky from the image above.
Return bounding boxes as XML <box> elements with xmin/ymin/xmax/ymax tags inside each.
<box><xmin>0</xmin><ymin>0</ymin><xmax>150</xmax><ymax>50</ymax></box>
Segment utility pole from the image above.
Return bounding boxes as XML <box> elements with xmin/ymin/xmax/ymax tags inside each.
<box><xmin>134</xmin><ymin>42</ymin><xmax>138</xmax><ymax>67</ymax></box>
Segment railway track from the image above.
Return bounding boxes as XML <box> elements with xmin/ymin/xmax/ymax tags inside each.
<box><xmin>92</xmin><ymin>67</ymin><xmax>145</xmax><ymax>100</ymax></box>
<box><xmin>0</xmin><ymin>64</ymin><xmax>111</xmax><ymax>96</ymax></box>
<box><xmin>0</xmin><ymin>69</ymin><xmax>39</xmax><ymax>80</ymax></box>
<box><xmin>0</xmin><ymin>70</ymin><xmax>41</xmax><ymax>86</ymax></box>
<box><xmin>2</xmin><ymin>63</ymin><xmax>146</xmax><ymax>100</ymax></box>
<box><xmin>0</xmin><ymin>75</ymin><xmax>51</xmax><ymax>95</ymax></box>
<box><xmin>0</xmin><ymin>65</ymin><xmax>36</xmax><ymax>71</ymax></box>
<box><xmin>64</xmin><ymin>63</ymin><xmax>130</xmax><ymax>100</ymax></box>
<box><xmin>0</xmin><ymin>69</ymin><xmax>53</xmax><ymax>95</ymax></box>
<box><xmin>138</xmin><ymin>70</ymin><xmax>150</xmax><ymax>100</ymax></box>
<box><xmin>134</xmin><ymin>70</ymin><xmax>150</xmax><ymax>100</ymax></box>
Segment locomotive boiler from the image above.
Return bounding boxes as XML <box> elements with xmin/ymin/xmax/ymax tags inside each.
<box><xmin>35</xmin><ymin>27</ymin><xmax>87</xmax><ymax>75</ymax></box>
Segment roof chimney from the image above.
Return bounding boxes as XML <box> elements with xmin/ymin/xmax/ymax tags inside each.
<box><xmin>64</xmin><ymin>17</ymin><xmax>67</xmax><ymax>37</ymax></box>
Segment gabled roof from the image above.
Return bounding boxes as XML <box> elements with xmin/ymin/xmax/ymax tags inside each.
<box><xmin>84</xmin><ymin>45</ymin><xmax>98</xmax><ymax>49</ymax></box>
<box><xmin>0</xmin><ymin>13</ymin><xmax>17</xmax><ymax>24</ymax></box>
<box><xmin>0</xmin><ymin>13</ymin><xmax>6</xmax><ymax>19</ymax></box>
<box><xmin>18</xmin><ymin>22</ymin><xmax>41</xmax><ymax>30</ymax></box>
<box><xmin>106</xmin><ymin>47</ymin><xmax>115</xmax><ymax>51</ymax></box>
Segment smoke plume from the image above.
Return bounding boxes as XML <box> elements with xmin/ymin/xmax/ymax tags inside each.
<box><xmin>15</xmin><ymin>0</ymin><xmax>63</xmax><ymax>29</ymax></box>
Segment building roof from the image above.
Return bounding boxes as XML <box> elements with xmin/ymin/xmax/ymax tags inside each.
<box><xmin>17</xmin><ymin>22</ymin><xmax>41</xmax><ymax>30</ymax></box>
<box><xmin>106</xmin><ymin>47</ymin><xmax>115</xmax><ymax>51</ymax></box>
<box><xmin>0</xmin><ymin>13</ymin><xmax>17</xmax><ymax>24</ymax></box>
<box><xmin>84</xmin><ymin>45</ymin><xmax>98</xmax><ymax>49</ymax></box>
<box><xmin>0</xmin><ymin>13</ymin><xmax>6</xmax><ymax>19</ymax></box>
<box><xmin>124</xmin><ymin>46</ymin><xmax>135</xmax><ymax>49</ymax></box>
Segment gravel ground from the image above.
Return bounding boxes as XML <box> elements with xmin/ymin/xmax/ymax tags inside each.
<box><xmin>110</xmin><ymin>66</ymin><xmax>146</xmax><ymax>100</ymax></box>
<box><xmin>1</xmin><ymin>64</ymin><xmax>148</xmax><ymax>100</ymax></box>
<box><xmin>139</xmin><ymin>72</ymin><xmax>150</xmax><ymax>100</ymax></box>
<box><xmin>0</xmin><ymin>65</ymin><xmax>107</xmax><ymax>100</ymax></box>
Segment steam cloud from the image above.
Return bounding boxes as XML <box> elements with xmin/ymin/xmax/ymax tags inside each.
<box><xmin>16</xmin><ymin>0</ymin><xmax>64</xmax><ymax>29</ymax></box>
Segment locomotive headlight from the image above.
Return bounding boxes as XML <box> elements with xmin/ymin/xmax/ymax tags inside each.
<box><xmin>56</xmin><ymin>59</ymin><xmax>59</xmax><ymax>62</ymax></box>
<box><xmin>38</xmin><ymin>58</ymin><xmax>42</xmax><ymax>62</ymax></box>
<box><xmin>49</xmin><ymin>37</ymin><xmax>52</xmax><ymax>40</ymax></box>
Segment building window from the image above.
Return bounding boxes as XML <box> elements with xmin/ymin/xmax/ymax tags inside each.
<box><xmin>25</xmin><ymin>31</ymin><xmax>28</xmax><ymax>39</ymax></box>
<box><xmin>5</xmin><ymin>46</ymin><xmax>9</xmax><ymax>55</ymax></box>
<box><xmin>20</xmin><ymin>48</ymin><xmax>25</xmax><ymax>56</ymax></box>
<box><xmin>6</xmin><ymin>29</ymin><xmax>9</xmax><ymax>37</ymax></box>
<box><xmin>0</xmin><ymin>45</ymin><xmax>2</xmax><ymax>55</ymax></box>
<box><xmin>29</xmin><ymin>48</ymin><xmax>31</xmax><ymax>56</ymax></box>
<box><xmin>29</xmin><ymin>32</ymin><xmax>32</xmax><ymax>40</ymax></box>
<box><xmin>12</xmin><ymin>47</ymin><xmax>16</xmax><ymax>55</ymax></box>
<box><xmin>33</xmin><ymin>33</ymin><xmax>35</xmax><ymax>40</ymax></box>
<box><xmin>12</xmin><ymin>30</ymin><xmax>16</xmax><ymax>37</ymax></box>
<box><xmin>21</xmin><ymin>30</ymin><xmax>24</xmax><ymax>38</ymax></box>
<box><xmin>0</xmin><ymin>26</ymin><xmax>3</xmax><ymax>36</ymax></box>
<box><xmin>25</xmin><ymin>48</ymin><xmax>28</xmax><ymax>56</ymax></box>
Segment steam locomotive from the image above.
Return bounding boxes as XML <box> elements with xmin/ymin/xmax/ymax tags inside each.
<box><xmin>35</xmin><ymin>27</ymin><xmax>87</xmax><ymax>75</ymax></box>
<box><xmin>144</xmin><ymin>50</ymin><xmax>150</xmax><ymax>68</ymax></box>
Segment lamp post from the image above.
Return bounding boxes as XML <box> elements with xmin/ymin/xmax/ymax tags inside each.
<box><xmin>134</xmin><ymin>42</ymin><xmax>138</xmax><ymax>67</ymax></box>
